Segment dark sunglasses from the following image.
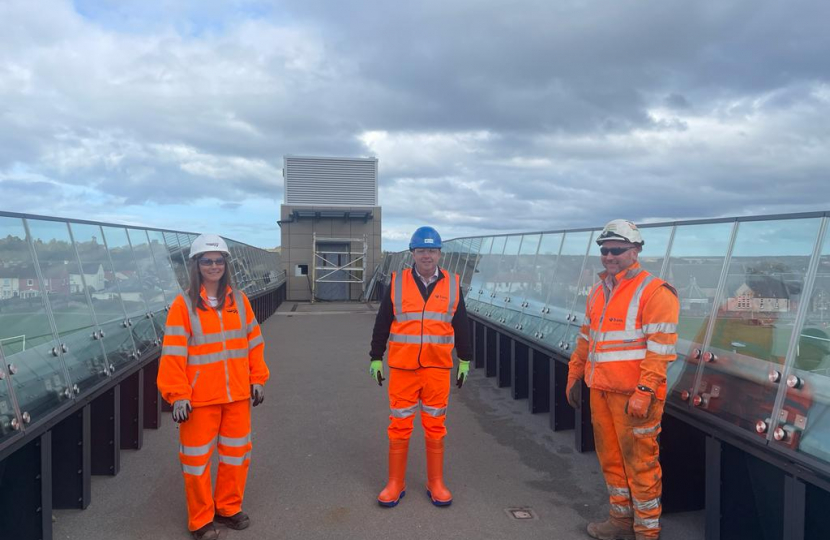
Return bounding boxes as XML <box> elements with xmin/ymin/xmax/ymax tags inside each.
<box><xmin>198</xmin><ymin>257</ymin><xmax>226</xmax><ymax>267</ymax></box>
<box><xmin>600</xmin><ymin>246</ymin><xmax>635</xmax><ymax>256</ymax></box>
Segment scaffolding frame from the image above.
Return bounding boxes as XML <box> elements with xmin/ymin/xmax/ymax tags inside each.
<box><xmin>311</xmin><ymin>233</ymin><xmax>367</xmax><ymax>302</ymax></box>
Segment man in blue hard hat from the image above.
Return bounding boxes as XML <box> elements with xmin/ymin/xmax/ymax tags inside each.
<box><xmin>369</xmin><ymin>226</ymin><xmax>473</xmax><ymax>508</ymax></box>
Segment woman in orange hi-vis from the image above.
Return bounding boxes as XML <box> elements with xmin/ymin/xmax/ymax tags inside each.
<box><xmin>157</xmin><ymin>234</ymin><xmax>269</xmax><ymax>540</ymax></box>
<box><xmin>566</xmin><ymin>220</ymin><xmax>679</xmax><ymax>540</ymax></box>
<box><xmin>369</xmin><ymin>226</ymin><xmax>473</xmax><ymax>509</ymax></box>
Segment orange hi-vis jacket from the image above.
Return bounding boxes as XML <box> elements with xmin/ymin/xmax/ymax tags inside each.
<box><xmin>388</xmin><ymin>269</ymin><xmax>460</xmax><ymax>370</ymax></box>
<box><xmin>568</xmin><ymin>262</ymin><xmax>679</xmax><ymax>398</ymax></box>
<box><xmin>158</xmin><ymin>287</ymin><xmax>268</xmax><ymax>407</ymax></box>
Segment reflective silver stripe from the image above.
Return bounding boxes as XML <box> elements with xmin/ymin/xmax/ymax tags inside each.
<box><xmin>611</xmin><ymin>504</ymin><xmax>634</xmax><ymax>517</ymax></box>
<box><xmin>165</xmin><ymin>325</ymin><xmax>188</xmax><ymax>336</ymax></box>
<box><xmin>421</xmin><ymin>403</ymin><xmax>447</xmax><ymax>417</ymax></box>
<box><xmin>643</xmin><ymin>323</ymin><xmax>677</xmax><ymax>334</ymax></box>
<box><xmin>224</xmin><ymin>329</ymin><xmax>247</xmax><ymax>340</ymax></box>
<box><xmin>187</xmin><ymin>350</ymin><xmax>229</xmax><ymax>365</ymax></box>
<box><xmin>608</xmin><ymin>485</ymin><xmax>631</xmax><ymax>498</ymax></box>
<box><xmin>247</xmin><ymin>322</ymin><xmax>259</xmax><ymax>334</ymax></box>
<box><xmin>391</xmin><ymin>404</ymin><xmax>419</xmax><ymax>418</ymax></box>
<box><xmin>593</xmin><ymin>349</ymin><xmax>647</xmax><ymax>363</ymax></box>
<box><xmin>234</xmin><ymin>292</ymin><xmax>246</xmax><ymax>329</ymax></box>
<box><xmin>635</xmin><ymin>517</ymin><xmax>660</xmax><ymax>530</ymax></box>
<box><xmin>218</xmin><ymin>434</ymin><xmax>251</xmax><ymax>447</ymax></box>
<box><xmin>182</xmin><ymin>295</ymin><xmax>204</xmax><ymax>336</ymax></box>
<box><xmin>447</xmin><ymin>272</ymin><xmax>457</xmax><ymax>316</ymax></box>
<box><xmin>182</xmin><ymin>463</ymin><xmax>208</xmax><ymax>476</ymax></box>
<box><xmin>633</xmin><ymin>423</ymin><xmax>661</xmax><ymax>437</ymax></box>
<box><xmin>633</xmin><ymin>497</ymin><xmax>661</xmax><ymax>511</ymax></box>
<box><xmin>163</xmin><ymin>345</ymin><xmax>188</xmax><ymax>357</ymax></box>
<box><xmin>248</xmin><ymin>334</ymin><xmax>264</xmax><ymax>348</ymax></box>
<box><xmin>647</xmin><ymin>341</ymin><xmax>676</xmax><ymax>356</ymax></box>
<box><xmin>218</xmin><ymin>451</ymin><xmax>251</xmax><ymax>466</ymax></box>
<box><xmin>596</xmin><ymin>329</ymin><xmax>645</xmax><ymax>342</ymax></box>
<box><xmin>626</xmin><ymin>275</ymin><xmax>655</xmax><ymax>331</ymax></box>
<box><xmin>180</xmin><ymin>438</ymin><xmax>216</xmax><ymax>456</ymax></box>
<box><xmin>395</xmin><ymin>311</ymin><xmax>453</xmax><ymax>323</ymax></box>
<box><xmin>626</xmin><ymin>268</ymin><xmax>643</xmax><ymax>279</ymax></box>
<box><xmin>587</xmin><ymin>283</ymin><xmax>603</xmax><ymax>317</ymax></box>
<box><xmin>424</xmin><ymin>335</ymin><xmax>454</xmax><ymax>344</ymax></box>
<box><xmin>578</xmin><ymin>333</ymin><xmax>589</xmax><ymax>342</ymax></box>
<box><xmin>190</xmin><ymin>333</ymin><xmax>224</xmax><ymax>346</ymax></box>
<box><xmin>389</xmin><ymin>333</ymin><xmax>454</xmax><ymax>345</ymax></box>
<box><xmin>393</xmin><ymin>272</ymin><xmax>403</xmax><ymax>318</ymax></box>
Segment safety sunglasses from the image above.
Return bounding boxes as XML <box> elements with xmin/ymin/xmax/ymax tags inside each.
<box><xmin>600</xmin><ymin>246</ymin><xmax>636</xmax><ymax>256</ymax></box>
<box><xmin>198</xmin><ymin>257</ymin><xmax>226</xmax><ymax>267</ymax></box>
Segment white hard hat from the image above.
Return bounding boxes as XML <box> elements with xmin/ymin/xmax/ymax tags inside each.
<box><xmin>189</xmin><ymin>234</ymin><xmax>230</xmax><ymax>259</ymax></box>
<box><xmin>596</xmin><ymin>219</ymin><xmax>644</xmax><ymax>246</ymax></box>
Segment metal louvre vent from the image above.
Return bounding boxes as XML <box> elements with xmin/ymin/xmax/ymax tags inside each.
<box><xmin>284</xmin><ymin>156</ymin><xmax>378</xmax><ymax>206</ymax></box>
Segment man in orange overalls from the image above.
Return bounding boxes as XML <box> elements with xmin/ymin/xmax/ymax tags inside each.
<box><xmin>369</xmin><ymin>226</ymin><xmax>473</xmax><ymax>508</ymax></box>
<box><xmin>158</xmin><ymin>234</ymin><xmax>269</xmax><ymax>540</ymax></box>
<box><xmin>566</xmin><ymin>220</ymin><xmax>679</xmax><ymax>540</ymax></box>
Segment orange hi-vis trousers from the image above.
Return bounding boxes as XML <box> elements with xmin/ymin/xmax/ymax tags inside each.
<box><xmin>179</xmin><ymin>399</ymin><xmax>252</xmax><ymax>531</ymax></box>
<box><xmin>591</xmin><ymin>390</ymin><xmax>663</xmax><ymax>539</ymax></box>
<box><xmin>388</xmin><ymin>367</ymin><xmax>451</xmax><ymax>441</ymax></box>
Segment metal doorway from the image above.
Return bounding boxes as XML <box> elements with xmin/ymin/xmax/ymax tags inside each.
<box><xmin>311</xmin><ymin>234</ymin><xmax>367</xmax><ymax>302</ymax></box>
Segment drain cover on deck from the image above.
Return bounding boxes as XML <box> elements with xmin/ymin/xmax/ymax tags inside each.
<box><xmin>506</xmin><ymin>507</ymin><xmax>537</xmax><ymax>520</ymax></box>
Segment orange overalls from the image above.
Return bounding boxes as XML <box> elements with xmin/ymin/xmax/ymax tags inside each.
<box><xmin>158</xmin><ymin>287</ymin><xmax>268</xmax><ymax>532</ymax></box>
<box><xmin>386</xmin><ymin>268</ymin><xmax>460</xmax><ymax>441</ymax></box>
<box><xmin>568</xmin><ymin>262</ymin><xmax>679</xmax><ymax>538</ymax></box>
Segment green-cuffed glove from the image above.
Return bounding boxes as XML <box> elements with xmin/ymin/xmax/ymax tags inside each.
<box><xmin>370</xmin><ymin>359</ymin><xmax>385</xmax><ymax>386</ymax></box>
<box><xmin>456</xmin><ymin>360</ymin><xmax>471</xmax><ymax>389</ymax></box>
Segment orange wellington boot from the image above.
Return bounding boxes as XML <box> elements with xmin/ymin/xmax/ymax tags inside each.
<box><xmin>378</xmin><ymin>439</ymin><xmax>409</xmax><ymax>507</ymax></box>
<box><xmin>425</xmin><ymin>438</ymin><xmax>452</xmax><ymax>506</ymax></box>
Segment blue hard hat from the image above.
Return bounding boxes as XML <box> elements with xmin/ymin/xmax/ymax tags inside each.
<box><xmin>409</xmin><ymin>226</ymin><xmax>442</xmax><ymax>250</ymax></box>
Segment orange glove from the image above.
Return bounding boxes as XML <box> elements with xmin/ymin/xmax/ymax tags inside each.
<box><xmin>565</xmin><ymin>377</ymin><xmax>582</xmax><ymax>409</ymax></box>
<box><xmin>625</xmin><ymin>386</ymin><xmax>654</xmax><ymax>418</ymax></box>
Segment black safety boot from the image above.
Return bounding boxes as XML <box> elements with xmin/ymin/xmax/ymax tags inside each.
<box><xmin>215</xmin><ymin>511</ymin><xmax>251</xmax><ymax>530</ymax></box>
<box><xmin>191</xmin><ymin>522</ymin><xmax>219</xmax><ymax>540</ymax></box>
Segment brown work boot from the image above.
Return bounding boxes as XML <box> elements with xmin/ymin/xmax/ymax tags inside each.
<box><xmin>215</xmin><ymin>511</ymin><xmax>250</xmax><ymax>530</ymax></box>
<box><xmin>587</xmin><ymin>517</ymin><xmax>636</xmax><ymax>540</ymax></box>
<box><xmin>191</xmin><ymin>522</ymin><xmax>219</xmax><ymax>540</ymax></box>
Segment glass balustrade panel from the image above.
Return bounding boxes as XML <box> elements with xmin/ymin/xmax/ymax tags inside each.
<box><xmin>518</xmin><ymin>232</ymin><xmax>564</xmax><ymax>340</ymax></box>
<box><xmin>147</xmin><ymin>230</ymin><xmax>183</xmax><ymax>305</ymax></box>
<box><xmin>71</xmin><ymin>223</ymin><xmax>137</xmax><ymax>370</ymax></box>
<box><xmin>502</xmin><ymin>234</ymin><xmax>541</xmax><ymax>331</ymax></box>
<box><xmin>0</xmin><ymin>216</ymin><xmax>68</xmax><ymax>426</ymax></box>
<box><xmin>638</xmin><ymin>225</ymin><xmax>674</xmax><ymax>278</ymax></box>
<box><xmin>28</xmin><ymin>219</ymin><xmax>108</xmax><ymax>395</ymax></box>
<box><xmin>780</xmin><ymin>219</ymin><xmax>830</xmax><ymax>464</ymax></box>
<box><xmin>489</xmin><ymin>235</ymin><xmax>522</xmax><ymax>324</ymax></box>
<box><xmin>537</xmin><ymin>231</ymin><xmax>592</xmax><ymax>350</ymax></box>
<box><xmin>664</xmin><ymin>222</ymin><xmax>735</xmax><ymax>404</ymax></box>
<box><xmin>696</xmin><ymin>217</ymin><xmax>822</xmax><ymax>436</ymax></box>
<box><xmin>102</xmin><ymin>226</ymin><xmax>158</xmax><ymax>358</ymax></box>
<box><xmin>467</xmin><ymin>237</ymin><xmax>493</xmax><ymax>313</ymax></box>
<box><xmin>459</xmin><ymin>238</ymin><xmax>483</xmax><ymax>293</ymax></box>
<box><xmin>0</xmin><ymin>356</ymin><xmax>20</xmax><ymax>444</ymax></box>
<box><xmin>163</xmin><ymin>231</ymin><xmax>190</xmax><ymax>292</ymax></box>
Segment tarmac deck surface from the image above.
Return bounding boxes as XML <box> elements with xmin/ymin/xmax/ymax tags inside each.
<box><xmin>54</xmin><ymin>302</ymin><xmax>703</xmax><ymax>540</ymax></box>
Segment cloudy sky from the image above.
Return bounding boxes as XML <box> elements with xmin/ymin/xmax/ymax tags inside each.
<box><xmin>1</xmin><ymin>0</ymin><xmax>828</xmax><ymax>251</ymax></box>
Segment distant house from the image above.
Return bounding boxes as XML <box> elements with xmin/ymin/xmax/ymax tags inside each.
<box><xmin>0</xmin><ymin>267</ymin><xmax>19</xmax><ymax>299</ymax></box>
<box><xmin>70</xmin><ymin>263</ymin><xmax>106</xmax><ymax>293</ymax></box>
<box><xmin>726</xmin><ymin>276</ymin><xmax>790</xmax><ymax>313</ymax></box>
